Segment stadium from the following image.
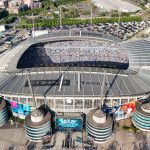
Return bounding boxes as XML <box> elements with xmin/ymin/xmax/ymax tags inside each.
<box><xmin>0</xmin><ymin>30</ymin><xmax>150</xmax><ymax>116</ymax></box>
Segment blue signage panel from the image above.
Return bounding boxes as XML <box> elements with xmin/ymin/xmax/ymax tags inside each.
<box><xmin>56</xmin><ymin>118</ymin><xmax>82</xmax><ymax>131</ymax></box>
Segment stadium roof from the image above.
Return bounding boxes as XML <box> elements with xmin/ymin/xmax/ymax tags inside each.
<box><xmin>0</xmin><ymin>30</ymin><xmax>150</xmax><ymax>98</ymax></box>
<box><xmin>121</xmin><ymin>39</ymin><xmax>150</xmax><ymax>69</ymax></box>
<box><xmin>0</xmin><ymin>67</ymin><xmax>150</xmax><ymax>97</ymax></box>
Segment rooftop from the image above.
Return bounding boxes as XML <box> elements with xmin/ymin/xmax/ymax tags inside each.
<box><xmin>87</xmin><ymin>109</ymin><xmax>112</xmax><ymax>128</ymax></box>
<box><xmin>25</xmin><ymin>110</ymin><xmax>51</xmax><ymax>128</ymax></box>
<box><xmin>0</xmin><ymin>67</ymin><xmax>149</xmax><ymax>97</ymax></box>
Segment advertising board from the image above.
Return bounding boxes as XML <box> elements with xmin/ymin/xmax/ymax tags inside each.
<box><xmin>56</xmin><ymin>118</ymin><xmax>82</xmax><ymax>131</ymax></box>
<box><xmin>32</xmin><ymin>30</ymin><xmax>48</xmax><ymax>37</ymax></box>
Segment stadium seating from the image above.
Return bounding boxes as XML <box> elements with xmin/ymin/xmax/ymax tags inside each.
<box><xmin>17</xmin><ymin>40</ymin><xmax>128</xmax><ymax>69</ymax></box>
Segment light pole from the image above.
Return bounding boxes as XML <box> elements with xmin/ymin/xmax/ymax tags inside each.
<box><xmin>90</xmin><ymin>3</ymin><xmax>93</xmax><ymax>25</ymax></box>
<box><xmin>117</xmin><ymin>10</ymin><xmax>121</xmax><ymax>38</ymax></box>
<box><xmin>59</xmin><ymin>6</ymin><xmax>62</xmax><ymax>28</ymax></box>
<box><xmin>32</xmin><ymin>13</ymin><xmax>35</xmax><ymax>37</ymax></box>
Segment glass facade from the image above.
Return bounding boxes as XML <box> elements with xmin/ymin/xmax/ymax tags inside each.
<box><xmin>86</xmin><ymin>122</ymin><xmax>112</xmax><ymax>143</ymax></box>
<box><xmin>2</xmin><ymin>95</ymin><xmax>147</xmax><ymax>114</ymax></box>
<box><xmin>0</xmin><ymin>107</ymin><xmax>8</xmax><ymax>127</ymax></box>
<box><xmin>65</xmin><ymin>99</ymin><xmax>73</xmax><ymax>109</ymax></box>
<box><xmin>20</xmin><ymin>97</ymin><xmax>27</xmax><ymax>104</ymax></box>
<box><xmin>24</xmin><ymin>121</ymin><xmax>51</xmax><ymax>141</ymax></box>
<box><xmin>84</xmin><ymin>99</ymin><xmax>92</xmax><ymax>108</ymax></box>
<box><xmin>94</xmin><ymin>99</ymin><xmax>101</xmax><ymax>108</ymax></box>
<box><xmin>132</xmin><ymin>111</ymin><xmax>150</xmax><ymax>131</ymax></box>
<box><xmin>55</xmin><ymin>99</ymin><xmax>64</xmax><ymax>108</ymax></box>
<box><xmin>36</xmin><ymin>99</ymin><xmax>45</xmax><ymax>107</ymax></box>
<box><xmin>75</xmin><ymin>99</ymin><xmax>83</xmax><ymax>109</ymax></box>
<box><xmin>0</xmin><ymin>100</ymin><xmax>8</xmax><ymax>127</ymax></box>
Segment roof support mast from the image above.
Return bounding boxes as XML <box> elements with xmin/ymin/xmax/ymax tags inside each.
<box><xmin>26</xmin><ymin>69</ymin><xmax>37</xmax><ymax>109</ymax></box>
<box><xmin>78</xmin><ymin>73</ymin><xmax>80</xmax><ymax>91</ymax></box>
<box><xmin>58</xmin><ymin>75</ymin><xmax>64</xmax><ymax>91</ymax></box>
<box><xmin>100</xmin><ymin>71</ymin><xmax>106</xmax><ymax>109</ymax></box>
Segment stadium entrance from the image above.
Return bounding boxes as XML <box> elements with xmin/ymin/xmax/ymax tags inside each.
<box><xmin>55</xmin><ymin>112</ymin><xmax>83</xmax><ymax>132</ymax></box>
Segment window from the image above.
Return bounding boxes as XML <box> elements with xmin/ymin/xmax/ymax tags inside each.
<box><xmin>20</xmin><ymin>97</ymin><xmax>27</xmax><ymax>104</ymax></box>
<box><xmin>103</xmin><ymin>99</ymin><xmax>111</xmax><ymax>107</ymax></box>
<box><xmin>94</xmin><ymin>99</ymin><xmax>101</xmax><ymax>108</ymax></box>
<box><xmin>55</xmin><ymin>99</ymin><xmax>64</xmax><ymax>108</ymax></box>
<box><xmin>5</xmin><ymin>96</ymin><xmax>11</xmax><ymax>101</ymax></box>
<box><xmin>28</xmin><ymin>98</ymin><xmax>36</xmax><ymax>106</ymax></box>
<box><xmin>65</xmin><ymin>99</ymin><xmax>73</xmax><ymax>109</ymax></box>
<box><xmin>47</xmin><ymin>99</ymin><xmax>54</xmax><ymax>108</ymax></box>
<box><xmin>121</xmin><ymin>99</ymin><xmax>128</xmax><ymax>105</ymax></box>
<box><xmin>75</xmin><ymin>99</ymin><xmax>83</xmax><ymax>109</ymax></box>
<box><xmin>112</xmin><ymin>99</ymin><xmax>120</xmax><ymax>106</ymax></box>
<box><xmin>84</xmin><ymin>99</ymin><xmax>92</xmax><ymax>108</ymax></box>
<box><xmin>12</xmin><ymin>97</ymin><xmax>18</xmax><ymax>103</ymax></box>
<box><xmin>36</xmin><ymin>99</ymin><xmax>45</xmax><ymax>107</ymax></box>
<box><xmin>129</xmin><ymin>98</ymin><xmax>135</xmax><ymax>102</ymax></box>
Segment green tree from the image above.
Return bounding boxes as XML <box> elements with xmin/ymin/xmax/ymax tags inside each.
<box><xmin>0</xmin><ymin>10</ymin><xmax>9</xmax><ymax>19</ymax></box>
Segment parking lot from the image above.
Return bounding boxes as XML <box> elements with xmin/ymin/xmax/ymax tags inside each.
<box><xmin>0</xmin><ymin>28</ymin><xmax>28</xmax><ymax>55</ymax></box>
<box><xmin>0</xmin><ymin>20</ymin><xmax>148</xmax><ymax>58</ymax></box>
<box><xmin>30</xmin><ymin>21</ymin><xmax>147</xmax><ymax>40</ymax></box>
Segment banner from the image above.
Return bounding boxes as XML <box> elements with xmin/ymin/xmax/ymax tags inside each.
<box><xmin>9</xmin><ymin>101</ymin><xmax>30</xmax><ymax>119</ymax></box>
<box><xmin>56</xmin><ymin>118</ymin><xmax>82</xmax><ymax>131</ymax></box>
<box><xmin>112</xmin><ymin>101</ymin><xmax>135</xmax><ymax>120</ymax></box>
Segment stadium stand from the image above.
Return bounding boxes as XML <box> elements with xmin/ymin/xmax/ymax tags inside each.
<box><xmin>17</xmin><ymin>40</ymin><xmax>128</xmax><ymax>69</ymax></box>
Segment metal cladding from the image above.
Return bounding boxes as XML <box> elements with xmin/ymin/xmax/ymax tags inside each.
<box><xmin>24</xmin><ymin>109</ymin><xmax>51</xmax><ymax>142</ymax></box>
<box><xmin>0</xmin><ymin>99</ymin><xmax>8</xmax><ymax>126</ymax></box>
<box><xmin>132</xmin><ymin>100</ymin><xmax>150</xmax><ymax>131</ymax></box>
<box><xmin>86</xmin><ymin>109</ymin><xmax>113</xmax><ymax>143</ymax></box>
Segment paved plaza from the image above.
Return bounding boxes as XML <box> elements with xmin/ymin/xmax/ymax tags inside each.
<box><xmin>0</xmin><ymin>123</ymin><xmax>149</xmax><ymax>150</ymax></box>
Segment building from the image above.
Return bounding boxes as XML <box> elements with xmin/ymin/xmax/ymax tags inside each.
<box><xmin>86</xmin><ymin>109</ymin><xmax>113</xmax><ymax>143</ymax></box>
<box><xmin>7</xmin><ymin>3</ymin><xmax>28</xmax><ymax>14</ymax></box>
<box><xmin>132</xmin><ymin>98</ymin><xmax>150</xmax><ymax>131</ymax></box>
<box><xmin>23</xmin><ymin>0</ymin><xmax>33</xmax><ymax>7</ymax></box>
<box><xmin>24</xmin><ymin>108</ymin><xmax>51</xmax><ymax>142</ymax></box>
<box><xmin>0</xmin><ymin>30</ymin><xmax>150</xmax><ymax>119</ymax></box>
<box><xmin>0</xmin><ymin>0</ymin><xmax>8</xmax><ymax>8</ymax></box>
<box><xmin>30</xmin><ymin>2</ymin><xmax>42</xmax><ymax>9</ymax></box>
<box><xmin>0</xmin><ymin>99</ymin><xmax>8</xmax><ymax>126</ymax></box>
<box><xmin>0</xmin><ymin>25</ymin><xmax>5</xmax><ymax>32</ymax></box>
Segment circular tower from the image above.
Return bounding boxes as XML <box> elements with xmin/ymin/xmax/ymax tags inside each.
<box><xmin>86</xmin><ymin>109</ymin><xmax>113</xmax><ymax>143</ymax></box>
<box><xmin>0</xmin><ymin>99</ymin><xmax>8</xmax><ymax>126</ymax></box>
<box><xmin>24</xmin><ymin>109</ymin><xmax>51</xmax><ymax>142</ymax></box>
<box><xmin>132</xmin><ymin>102</ymin><xmax>150</xmax><ymax>131</ymax></box>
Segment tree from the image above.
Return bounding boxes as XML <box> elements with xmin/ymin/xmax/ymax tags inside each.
<box><xmin>0</xmin><ymin>10</ymin><xmax>9</xmax><ymax>19</ymax></box>
<box><xmin>65</xmin><ymin>6</ymin><xmax>79</xmax><ymax>18</ymax></box>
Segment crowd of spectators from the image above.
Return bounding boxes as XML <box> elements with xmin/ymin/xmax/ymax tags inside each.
<box><xmin>17</xmin><ymin>40</ymin><xmax>129</xmax><ymax>69</ymax></box>
<box><xmin>44</xmin><ymin>40</ymin><xmax>128</xmax><ymax>64</ymax></box>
